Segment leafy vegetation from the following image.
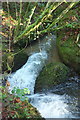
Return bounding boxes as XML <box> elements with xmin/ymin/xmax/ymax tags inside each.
<box><xmin>1</xmin><ymin>1</ymin><xmax>80</xmax><ymax>119</ymax></box>
<box><xmin>11</xmin><ymin>87</ymin><xmax>30</xmax><ymax>101</ymax></box>
<box><xmin>1</xmin><ymin>86</ymin><xmax>42</xmax><ymax>119</ymax></box>
<box><xmin>1</xmin><ymin>2</ymin><xmax>78</xmax><ymax>74</ymax></box>
<box><xmin>2</xmin><ymin>2</ymin><xmax>77</xmax><ymax>50</ymax></box>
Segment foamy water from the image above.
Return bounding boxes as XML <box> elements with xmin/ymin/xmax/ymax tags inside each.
<box><xmin>8</xmin><ymin>35</ymin><xmax>79</xmax><ymax>118</ymax></box>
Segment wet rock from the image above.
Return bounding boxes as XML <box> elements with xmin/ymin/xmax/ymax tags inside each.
<box><xmin>12</xmin><ymin>51</ymin><xmax>28</xmax><ymax>72</ymax></box>
<box><xmin>35</xmin><ymin>62</ymin><xmax>69</xmax><ymax>93</ymax></box>
<box><xmin>56</xmin><ymin>29</ymin><xmax>80</xmax><ymax>74</ymax></box>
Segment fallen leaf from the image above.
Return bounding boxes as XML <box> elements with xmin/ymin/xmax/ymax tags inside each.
<box><xmin>71</xmin><ymin>16</ymin><xmax>78</xmax><ymax>21</ymax></box>
<box><xmin>6</xmin><ymin>80</ymin><xmax>10</xmax><ymax>86</ymax></box>
<box><xmin>14</xmin><ymin>98</ymin><xmax>21</xmax><ymax>103</ymax></box>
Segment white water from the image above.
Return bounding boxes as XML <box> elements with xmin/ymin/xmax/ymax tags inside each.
<box><xmin>8</xmin><ymin>51</ymin><xmax>47</xmax><ymax>94</ymax></box>
<box><xmin>8</xmin><ymin>35</ymin><xmax>78</xmax><ymax>118</ymax></box>
<box><xmin>8</xmin><ymin>36</ymin><xmax>53</xmax><ymax>93</ymax></box>
<box><xmin>29</xmin><ymin>93</ymin><xmax>75</xmax><ymax>118</ymax></box>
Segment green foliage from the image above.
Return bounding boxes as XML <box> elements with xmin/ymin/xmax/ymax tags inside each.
<box><xmin>66</xmin><ymin>23</ymin><xmax>73</xmax><ymax>28</ymax></box>
<box><xmin>2</xmin><ymin>2</ymin><xmax>78</xmax><ymax>46</ymax></box>
<box><xmin>12</xmin><ymin>87</ymin><xmax>30</xmax><ymax>101</ymax></box>
<box><xmin>2</xmin><ymin>2</ymin><xmax>78</xmax><ymax>72</ymax></box>
<box><xmin>66</xmin><ymin>22</ymin><xmax>80</xmax><ymax>28</ymax></box>
<box><xmin>1</xmin><ymin>86</ymin><xmax>41</xmax><ymax>118</ymax></box>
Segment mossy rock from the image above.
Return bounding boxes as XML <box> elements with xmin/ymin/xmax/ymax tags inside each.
<box><xmin>35</xmin><ymin>62</ymin><xmax>69</xmax><ymax>93</ymax></box>
<box><xmin>56</xmin><ymin>7</ymin><xmax>80</xmax><ymax>74</ymax></box>
<box><xmin>57</xmin><ymin>30</ymin><xmax>80</xmax><ymax>74</ymax></box>
<box><xmin>2</xmin><ymin>52</ymin><xmax>14</xmax><ymax>73</ymax></box>
<box><xmin>12</xmin><ymin>51</ymin><xmax>28</xmax><ymax>72</ymax></box>
<box><xmin>2</xmin><ymin>51</ymin><xmax>28</xmax><ymax>73</ymax></box>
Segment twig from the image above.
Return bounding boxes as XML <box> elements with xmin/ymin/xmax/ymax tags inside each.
<box><xmin>75</xmin><ymin>33</ymin><xmax>80</xmax><ymax>43</ymax></box>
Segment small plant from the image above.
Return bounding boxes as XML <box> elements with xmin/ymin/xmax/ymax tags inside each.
<box><xmin>66</xmin><ymin>22</ymin><xmax>79</xmax><ymax>28</ymax></box>
<box><xmin>12</xmin><ymin>87</ymin><xmax>30</xmax><ymax>101</ymax></box>
<box><xmin>1</xmin><ymin>86</ymin><xmax>40</xmax><ymax>118</ymax></box>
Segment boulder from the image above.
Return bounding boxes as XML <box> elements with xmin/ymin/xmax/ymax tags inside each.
<box><xmin>35</xmin><ymin>62</ymin><xmax>69</xmax><ymax>93</ymax></box>
<box><xmin>56</xmin><ymin>29</ymin><xmax>80</xmax><ymax>74</ymax></box>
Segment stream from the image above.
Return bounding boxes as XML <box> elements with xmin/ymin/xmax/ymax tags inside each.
<box><xmin>8</xmin><ymin>34</ymin><xmax>80</xmax><ymax>119</ymax></box>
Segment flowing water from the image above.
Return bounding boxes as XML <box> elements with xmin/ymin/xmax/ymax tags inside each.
<box><xmin>8</xmin><ymin>34</ymin><xmax>80</xmax><ymax>119</ymax></box>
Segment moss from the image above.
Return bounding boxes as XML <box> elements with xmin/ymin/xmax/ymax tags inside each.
<box><xmin>35</xmin><ymin>62</ymin><xmax>69</xmax><ymax>93</ymax></box>
<box><xmin>57</xmin><ymin>36</ymin><xmax>80</xmax><ymax>73</ymax></box>
<box><xmin>2</xmin><ymin>50</ymin><xmax>28</xmax><ymax>73</ymax></box>
<box><xmin>2</xmin><ymin>54</ymin><xmax>7</xmax><ymax>73</ymax></box>
<box><xmin>56</xmin><ymin>7</ymin><xmax>80</xmax><ymax>74</ymax></box>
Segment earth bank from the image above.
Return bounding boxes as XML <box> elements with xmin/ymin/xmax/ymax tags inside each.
<box><xmin>1</xmin><ymin>87</ymin><xmax>43</xmax><ymax>119</ymax></box>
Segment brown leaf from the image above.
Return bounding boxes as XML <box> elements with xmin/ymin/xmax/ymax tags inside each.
<box><xmin>0</xmin><ymin>32</ymin><xmax>8</xmax><ymax>37</ymax></box>
<box><xmin>14</xmin><ymin>98</ymin><xmax>21</xmax><ymax>103</ymax></box>
<box><xmin>6</xmin><ymin>80</ymin><xmax>10</xmax><ymax>86</ymax></box>
<box><xmin>71</xmin><ymin>16</ymin><xmax>78</xmax><ymax>21</ymax></box>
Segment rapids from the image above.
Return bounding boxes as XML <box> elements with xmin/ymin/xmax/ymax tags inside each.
<box><xmin>8</xmin><ymin>34</ymin><xmax>80</xmax><ymax>118</ymax></box>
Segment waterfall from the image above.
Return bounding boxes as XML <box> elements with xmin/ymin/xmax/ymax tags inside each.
<box><xmin>8</xmin><ymin>51</ymin><xmax>47</xmax><ymax>94</ymax></box>
<box><xmin>8</xmin><ymin>35</ymin><xmax>54</xmax><ymax>94</ymax></box>
<box><xmin>28</xmin><ymin>93</ymin><xmax>75</xmax><ymax>118</ymax></box>
<box><xmin>7</xmin><ymin>34</ymin><xmax>79</xmax><ymax>118</ymax></box>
